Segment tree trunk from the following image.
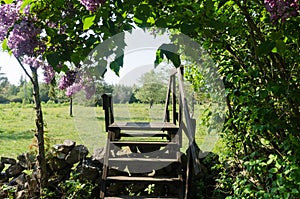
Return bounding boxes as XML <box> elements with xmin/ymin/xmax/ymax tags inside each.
<box><xmin>69</xmin><ymin>97</ymin><xmax>73</xmax><ymax>117</ymax></box>
<box><xmin>31</xmin><ymin>68</ymin><xmax>47</xmax><ymax>195</ymax></box>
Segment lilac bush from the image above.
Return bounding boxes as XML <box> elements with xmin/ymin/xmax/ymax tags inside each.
<box><xmin>0</xmin><ymin>3</ymin><xmax>19</xmax><ymax>40</ymax></box>
<box><xmin>264</xmin><ymin>0</ymin><xmax>299</xmax><ymax>23</ymax></box>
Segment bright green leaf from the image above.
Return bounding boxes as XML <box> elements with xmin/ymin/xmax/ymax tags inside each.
<box><xmin>83</xmin><ymin>15</ymin><xmax>96</xmax><ymax>30</ymax></box>
<box><xmin>269</xmin><ymin>168</ymin><xmax>278</xmax><ymax>173</ymax></box>
<box><xmin>20</xmin><ymin>0</ymin><xmax>32</xmax><ymax>13</ymax></box>
<box><xmin>4</xmin><ymin>0</ymin><xmax>14</xmax><ymax>4</ymax></box>
<box><xmin>1</xmin><ymin>38</ymin><xmax>8</xmax><ymax>51</ymax></box>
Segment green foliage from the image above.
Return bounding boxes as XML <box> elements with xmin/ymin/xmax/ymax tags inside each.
<box><xmin>126</xmin><ymin>0</ymin><xmax>300</xmax><ymax>198</ymax></box>
<box><xmin>134</xmin><ymin>70</ymin><xmax>167</xmax><ymax>107</ymax></box>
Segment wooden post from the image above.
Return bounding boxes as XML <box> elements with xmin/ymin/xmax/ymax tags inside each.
<box><xmin>102</xmin><ymin>93</ymin><xmax>114</xmax><ymax>132</ymax></box>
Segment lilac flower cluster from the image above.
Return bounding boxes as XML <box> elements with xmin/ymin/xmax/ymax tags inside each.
<box><xmin>7</xmin><ymin>19</ymin><xmax>42</xmax><ymax>57</ymax></box>
<box><xmin>264</xmin><ymin>0</ymin><xmax>299</xmax><ymax>23</ymax></box>
<box><xmin>0</xmin><ymin>3</ymin><xmax>19</xmax><ymax>40</ymax></box>
<box><xmin>58</xmin><ymin>70</ymin><xmax>77</xmax><ymax>90</ymax></box>
<box><xmin>66</xmin><ymin>82</ymin><xmax>83</xmax><ymax>97</ymax></box>
<box><xmin>79</xmin><ymin>0</ymin><xmax>105</xmax><ymax>12</ymax></box>
<box><xmin>23</xmin><ymin>56</ymin><xmax>43</xmax><ymax>69</ymax></box>
<box><xmin>42</xmin><ymin>64</ymin><xmax>55</xmax><ymax>84</ymax></box>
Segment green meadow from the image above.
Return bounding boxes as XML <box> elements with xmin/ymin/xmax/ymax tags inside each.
<box><xmin>0</xmin><ymin>103</ymin><xmax>222</xmax><ymax>158</ymax></box>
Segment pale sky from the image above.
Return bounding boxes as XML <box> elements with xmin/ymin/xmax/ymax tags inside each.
<box><xmin>0</xmin><ymin>28</ymin><xmax>171</xmax><ymax>86</ymax></box>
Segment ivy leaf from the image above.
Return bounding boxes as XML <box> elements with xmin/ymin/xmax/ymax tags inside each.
<box><xmin>46</xmin><ymin>53</ymin><xmax>60</xmax><ymax>70</ymax></box>
<box><xmin>155</xmin><ymin>43</ymin><xmax>181</xmax><ymax>67</ymax></box>
<box><xmin>257</xmin><ymin>41</ymin><xmax>275</xmax><ymax>56</ymax></box>
<box><xmin>154</xmin><ymin>49</ymin><xmax>163</xmax><ymax>67</ymax></box>
<box><xmin>82</xmin><ymin>15</ymin><xmax>96</xmax><ymax>30</ymax></box>
<box><xmin>109</xmin><ymin>54</ymin><xmax>124</xmax><ymax>76</ymax></box>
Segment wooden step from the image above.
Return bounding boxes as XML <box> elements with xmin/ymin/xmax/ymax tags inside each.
<box><xmin>110</xmin><ymin>141</ymin><xmax>177</xmax><ymax>146</ymax></box>
<box><xmin>106</xmin><ymin>176</ymin><xmax>182</xmax><ymax>182</ymax></box>
<box><xmin>109</xmin><ymin>157</ymin><xmax>178</xmax><ymax>163</ymax></box>
<box><xmin>120</xmin><ymin>132</ymin><xmax>170</xmax><ymax>138</ymax></box>
<box><xmin>105</xmin><ymin>197</ymin><xmax>179</xmax><ymax>199</ymax></box>
<box><xmin>108</xmin><ymin>122</ymin><xmax>179</xmax><ymax>131</ymax></box>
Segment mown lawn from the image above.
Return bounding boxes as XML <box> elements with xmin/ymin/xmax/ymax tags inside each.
<box><xmin>0</xmin><ymin>102</ymin><xmax>222</xmax><ymax>158</ymax></box>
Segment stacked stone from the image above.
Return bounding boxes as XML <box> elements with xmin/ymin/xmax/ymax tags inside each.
<box><xmin>0</xmin><ymin>140</ymin><xmax>105</xmax><ymax>199</ymax></box>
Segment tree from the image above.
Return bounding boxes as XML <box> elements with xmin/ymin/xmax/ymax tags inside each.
<box><xmin>0</xmin><ymin>0</ymin><xmax>134</xmax><ymax>196</ymax></box>
<box><xmin>134</xmin><ymin>70</ymin><xmax>167</xmax><ymax>108</ymax></box>
<box><xmin>128</xmin><ymin>0</ymin><xmax>300</xmax><ymax>197</ymax></box>
<box><xmin>112</xmin><ymin>84</ymin><xmax>137</xmax><ymax>104</ymax></box>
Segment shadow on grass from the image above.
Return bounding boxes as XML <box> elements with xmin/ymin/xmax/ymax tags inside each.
<box><xmin>0</xmin><ymin>129</ymin><xmax>34</xmax><ymax>140</ymax></box>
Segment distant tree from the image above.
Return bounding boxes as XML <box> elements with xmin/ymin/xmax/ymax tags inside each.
<box><xmin>134</xmin><ymin>70</ymin><xmax>167</xmax><ymax>108</ymax></box>
<box><xmin>113</xmin><ymin>84</ymin><xmax>137</xmax><ymax>104</ymax></box>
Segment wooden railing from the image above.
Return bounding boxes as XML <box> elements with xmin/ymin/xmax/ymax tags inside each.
<box><xmin>164</xmin><ymin>66</ymin><xmax>201</xmax><ymax>174</ymax></box>
<box><xmin>102</xmin><ymin>66</ymin><xmax>201</xmax><ymax>174</ymax></box>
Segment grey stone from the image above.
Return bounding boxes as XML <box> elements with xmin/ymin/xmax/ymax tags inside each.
<box><xmin>65</xmin><ymin>145</ymin><xmax>89</xmax><ymax>165</ymax></box>
<box><xmin>17</xmin><ymin>153</ymin><xmax>35</xmax><ymax>169</ymax></box>
<box><xmin>63</xmin><ymin>140</ymin><xmax>76</xmax><ymax>148</ymax></box>
<box><xmin>0</xmin><ymin>172</ymin><xmax>8</xmax><ymax>183</ymax></box>
<box><xmin>6</xmin><ymin>164</ymin><xmax>24</xmax><ymax>178</ymax></box>
<box><xmin>53</xmin><ymin>140</ymin><xmax>76</xmax><ymax>155</ymax></box>
<box><xmin>48</xmin><ymin>158</ymin><xmax>70</xmax><ymax>171</ymax></box>
<box><xmin>92</xmin><ymin>147</ymin><xmax>105</xmax><ymax>162</ymax></box>
<box><xmin>76</xmin><ymin>158</ymin><xmax>101</xmax><ymax>182</ymax></box>
<box><xmin>1</xmin><ymin>157</ymin><xmax>16</xmax><ymax>165</ymax></box>
<box><xmin>0</xmin><ymin>162</ymin><xmax>4</xmax><ymax>172</ymax></box>
<box><xmin>9</xmin><ymin>173</ymin><xmax>27</xmax><ymax>188</ymax></box>
<box><xmin>15</xmin><ymin>190</ymin><xmax>28</xmax><ymax>199</ymax></box>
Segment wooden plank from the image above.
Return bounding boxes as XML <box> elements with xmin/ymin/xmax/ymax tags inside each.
<box><xmin>108</xmin><ymin>122</ymin><xmax>178</xmax><ymax>131</ymax></box>
<box><xmin>105</xmin><ymin>197</ymin><xmax>179</xmax><ymax>199</ymax></box>
<box><xmin>120</xmin><ymin>132</ymin><xmax>169</xmax><ymax>138</ymax></box>
<box><xmin>110</xmin><ymin>141</ymin><xmax>177</xmax><ymax>146</ymax></box>
<box><xmin>109</xmin><ymin>158</ymin><xmax>178</xmax><ymax>163</ymax></box>
<box><xmin>177</xmin><ymin>67</ymin><xmax>201</xmax><ymax>174</ymax></box>
<box><xmin>107</xmin><ymin>176</ymin><xmax>182</xmax><ymax>182</ymax></box>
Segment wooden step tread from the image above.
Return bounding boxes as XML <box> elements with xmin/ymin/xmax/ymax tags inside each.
<box><xmin>105</xmin><ymin>197</ymin><xmax>179</xmax><ymax>199</ymax></box>
<box><xmin>120</xmin><ymin>132</ymin><xmax>170</xmax><ymax>138</ymax></box>
<box><xmin>109</xmin><ymin>158</ymin><xmax>178</xmax><ymax>163</ymax></box>
<box><xmin>106</xmin><ymin>176</ymin><xmax>182</xmax><ymax>182</ymax></box>
<box><xmin>110</xmin><ymin>141</ymin><xmax>177</xmax><ymax>146</ymax></box>
<box><xmin>108</xmin><ymin>122</ymin><xmax>178</xmax><ymax>131</ymax></box>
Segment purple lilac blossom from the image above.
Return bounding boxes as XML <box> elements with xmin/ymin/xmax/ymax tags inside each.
<box><xmin>7</xmin><ymin>19</ymin><xmax>42</xmax><ymax>57</ymax></box>
<box><xmin>66</xmin><ymin>82</ymin><xmax>83</xmax><ymax>97</ymax></box>
<box><xmin>58</xmin><ymin>70</ymin><xmax>77</xmax><ymax>90</ymax></box>
<box><xmin>42</xmin><ymin>64</ymin><xmax>55</xmax><ymax>84</ymax></box>
<box><xmin>79</xmin><ymin>0</ymin><xmax>105</xmax><ymax>12</ymax></box>
<box><xmin>264</xmin><ymin>0</ymin><xmax>299</xmax><ymax>23</ymax></box>
<box><xmin>0</xmin><ymin>3</ymin><xmax>19</xmax><ymax>40</ymax></box>
<box><xmin>23</xmin><ymin>56</ymin><xmax>43</xmax><ymax>69</ymax></box>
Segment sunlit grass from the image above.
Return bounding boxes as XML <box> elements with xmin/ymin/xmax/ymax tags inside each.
<box><xmin>0</xmin><ymin>102</ymin><xmax>224</xmax><ymax>158</ymax></box>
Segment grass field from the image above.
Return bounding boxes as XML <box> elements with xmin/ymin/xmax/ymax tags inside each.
<box><xmin>0</xmin><ymin>102</ymin><xmax>223</xmax><ymax>158</ymax></box>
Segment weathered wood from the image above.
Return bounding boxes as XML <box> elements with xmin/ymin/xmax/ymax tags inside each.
<box><xmin>177</xmin><ymin>67</ymin><xmax>201</xmax><ymax>174</ymax></box>
<box><xmin>110</xmin><ymin>141</ymin><xmax>177</xmax><ymax>146</ymax></box>
<box><xmin>102</xmin><ymin>93</ymin><xmax>114</xmax><ymax>132</ymax></box>
<box><xmin>105</xmin><ymin>196</ymin><xmax>179</xmax><ymax>199</ymax></box>
<box><xmin>108</xmin><ymin>122</ymin><xmax>178</xmax><ymax>131</ymax></box>
<box><xmin>120</xmin><ymin>132</ymin><xmax>170</xmax><ymax>139</ymax></box>
<box><xmin>100</xmin><ymin>131</ymin><xmax>114</xmax><ymax>199</ymax></box>
<box><xmin>107</xmin><ymin>176</ymin><xmax>182</xmax><ymax>182</ymax></box>
<box><xmin>164</xmin><ymin>76</ymin><xmax>171</xmax><ymax>122</ymax></box>
<box><xmin>108</xmin><ymin>158</ymin><xmax>178</xmax><ymax>163</ymax></box>
<box><xmin>172</xmin><ymin>74</ymin><xmax>177</xmax><ymax>125</ymax></box>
